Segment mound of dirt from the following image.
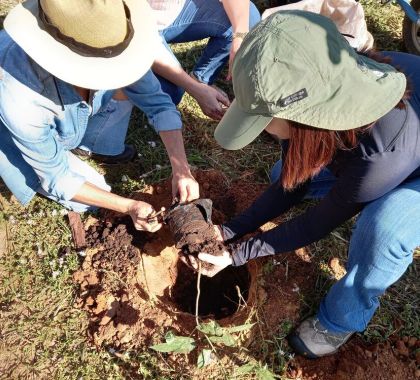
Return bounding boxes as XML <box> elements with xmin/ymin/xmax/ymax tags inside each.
<box><xmin>73</xmin><ymin>170</ymin><xmax>263</xmax><ymax>349</ymax></box>
<box><xmin>72</xmin><ymin>170</ymin><xmax>417</xmax><ymax>379</ymax></box>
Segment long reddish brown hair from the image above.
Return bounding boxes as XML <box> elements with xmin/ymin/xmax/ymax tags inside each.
<box><xmin>281</xmin><ymin>52</ymin><xmax>411</xmax><ymax>191</ymax></box>
<box><xmin>281</xmin><ymin>124</ymin><xmax>361</xmax><ymax>190</ymax></box>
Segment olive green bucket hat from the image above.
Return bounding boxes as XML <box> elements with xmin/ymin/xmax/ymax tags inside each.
<box><xmin>215</xmin><ymin>10</ymin><xmax>407</xmax><ymax>150</ymax></box>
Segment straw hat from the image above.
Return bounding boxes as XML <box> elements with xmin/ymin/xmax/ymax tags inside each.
<box><xmin>4</xmin><ymin>0</ymin><xmax>159</xmax><ymax>90</ymax></box>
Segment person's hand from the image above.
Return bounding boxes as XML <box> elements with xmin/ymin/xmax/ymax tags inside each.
<box><xmin>193</xmin><ymin>82</ymin><xmax>230</xmax><ymax>120</ymax></box>
<box><xmin>227</xmin><ymin>37</ymin><xmax>243</xmax><ymax>81</ymax></box>
<box><xmin>185</xmin><ymin>251</ymin><xmax>233</xmax><ymax>277</ymax></box>
<box><xmin>127</xmin><ymin>200</ymin><xmax>163</xmax><ymax>232</ymax></box>
<box><xmin>172</xmin><ymin>170</ymin><xmax>200</xmax><ymax>203</ymax></box>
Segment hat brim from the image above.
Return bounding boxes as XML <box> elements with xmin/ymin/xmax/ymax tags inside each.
<box><xmin>4</xmin><ymin>0</ymin><xmax>159</xmax><ymax>90</ymax></box>
<box><xmin>215</xmin><ymin>99</ymin><xmax>273</xmax><ymax>150</ymax></box>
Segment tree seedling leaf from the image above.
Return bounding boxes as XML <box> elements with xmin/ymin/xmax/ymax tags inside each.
<box><xmin>150</xmin><ymin>331</ymin><xmax>195</xmax><ymax>354</ymax></box>
<box><xmin>234</xmin><ymin>363</ymin><xmax>256</xmax><ymax>375</ymax></box>
<box><xmin>197</xmin><ymin>348</ymin><xmax>212</xmax><ymax>368</ymax></box>
<box><xmin>197</xmin><ymin>321</ymin><xmax>223</xmax><ymax>336</ymax></box>
<box><xmin>256</xmin><ymin>367</ymin><xmax>277</xmax><ymax>380</ymax></box>
<box><xmin>208</xmin><ymin>332</ymin><xmax>236</xmax><ymax>347</ymax></box>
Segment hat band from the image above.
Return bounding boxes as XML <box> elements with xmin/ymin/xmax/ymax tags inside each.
<box><xmin>38</xmin><ymin>0</ymin><xmax>134</xmax><ymax>58</ymax></box>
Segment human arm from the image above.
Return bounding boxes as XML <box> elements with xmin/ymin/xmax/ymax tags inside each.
<box><xmin>159</xmin><ymin>129</ymin><xmax>199</xmax><ymax>202</ymax></box>
<box><xmin>221</xmin><ymin>0</ymin><xmax>251</xmax><ymax>80</ymax></box>
<box><xmin>71</xmin><ymin>182</ymin><xmax>162</xmax><ymax>231</ymax></box>
<box><xmin>221</xmin><ymin>180</ymin><xmax>309</xmax><ymax>241</ymax></box>
<box><xmin>123</xmin><ymin>70</ymin><xmax>199</xmax><ymax>201</ymax></box>
<box><xmin>152</xmin><ymin>48</ymin><xmax>230</xmax><ymax>120</ymax></box>
<box><xmin>229</xmin><ymin>150</ymin><xmax>420</xmax><ymax>266</ymax></box>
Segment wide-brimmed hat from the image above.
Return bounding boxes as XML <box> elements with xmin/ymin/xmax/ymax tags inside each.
<box><xmin>215</xmin><ymin>10</ymin><xmax>407</xmax><ymax>150</ymax></box>
<box><xmin>4</xmin><ymin>0</ymin><xmax>159</xmax><ymax>90</ymax></box>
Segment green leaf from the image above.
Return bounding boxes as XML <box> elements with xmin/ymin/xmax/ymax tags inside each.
<box><xmin>234</xmin><ymin>363</ymin><xmax>257</xmax><ymax>375</ymax></box>
<box><xmin>256</xmin><ymin>367</ymin><xmax>276</xmax><ymax>380</ymax></box>
<box><xmin>225</xmin><ymin>323</ymin><xmax>255</xmax><ymax>334</ymax></box>
<box><xmin>197</xmin><ymin>321</ymin><xmax>223</xmax><ymax>336</ymax></box>
<box><xmin>150</xmin><ymin>331</ymin><xmax>195</xmax><ymax>354</ymax></box>
<box><xmin>208</xmin><ymin>332</ymin><xmax>236</xmax><ymax>347</ymax></box>
<box><xmin>197</xmin><ymin>349</ymin><xmax>213</xmax><ymax>368</ymax></box>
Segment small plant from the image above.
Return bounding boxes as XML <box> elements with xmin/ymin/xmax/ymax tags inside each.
<box><xmin>151</xmin><ymin>320</ymin><xmax>265</xmax><ymax>373</ymax></box>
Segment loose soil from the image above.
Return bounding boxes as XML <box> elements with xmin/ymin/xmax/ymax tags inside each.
<box><xmin>73</xmin><ymin>170</ymin><xmax>418</xmax><ymax>379</ymax></box>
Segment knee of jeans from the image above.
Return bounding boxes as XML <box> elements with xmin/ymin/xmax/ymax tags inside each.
<box><xmin>354</xmin><ymin>205</ymin><xmax>415</xmax><ymax>264</ymax></box>
<box><xmin>249</xmin><ymin>2</ymin><xmax>261</xmax><ymax>28</ymax></box>
<box><xmin>270</xmin><ymin>160</ymin><xmax>282</xmax><ymax>183</ymax></box>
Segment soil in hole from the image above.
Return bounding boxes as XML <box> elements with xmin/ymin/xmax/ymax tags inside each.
<box><xmin>171</xmin><ymin>260</ymin><xmax>250</xmax><ymax>319</ymax></box>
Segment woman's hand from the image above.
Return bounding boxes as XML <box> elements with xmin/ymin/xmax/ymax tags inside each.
<box><xmin>185</xmin><ymin>251</ymin><xmax>233</xmax><ymax>277</ymax></box>
<box><xmin>172</xmin><ymin>170</ymin><xmax>200</xmax><ymax>203</ymax></box>
<box><xmin>127</xmin><ymin>200</ymin><xmax>163</xmax><ymax>232</ymax></box>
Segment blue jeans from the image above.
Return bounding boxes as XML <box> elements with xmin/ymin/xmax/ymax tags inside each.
<box><xmin>270</xmin><ymin>163</ymin><xmax>420</xmax><ymax>333</ymax></box>
<box><xmin>156</xmin><ymin>0</ymin><xmax>261</xmax><ymax>104</ymax></box>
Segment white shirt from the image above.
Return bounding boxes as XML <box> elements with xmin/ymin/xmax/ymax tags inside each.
<box><xmin>147</xmin><ymin>0</ymin><xmax>186</xmax><ymax>30</ymax></box>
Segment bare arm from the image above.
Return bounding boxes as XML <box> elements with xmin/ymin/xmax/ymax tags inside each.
<box><xmin>222</xmin><ymin>0</ymin><xmax>250</xmax><ymax>33</ymax></box>
<box><xmin>152</xmin><ymin>58</ymin><xmax>230</xmax><ymax>120</ymax></box>
<box><xmin>159</xmin><ymin>129</ymin><xmax>200</xmax><ymax>202</ymax></box>
<box><xmin>221</xmin><ymin>0</ymin><xmax>251</xmax><ymax>80</ymax></box>
<box><xmin>72</xmin><ymin>183</ymin><xmax>162</xmax><ymax>232</ymax></box>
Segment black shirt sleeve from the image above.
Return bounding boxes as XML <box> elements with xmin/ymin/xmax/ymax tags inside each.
<box><xmin>221</xmin><ymin>181</ymin><xmax>309</xmax><ymax>241</ymax></box>
<box><xmin>228</xmin><ymin>150</ymin><xmax>419</xmax><ymax>267</ymax></box>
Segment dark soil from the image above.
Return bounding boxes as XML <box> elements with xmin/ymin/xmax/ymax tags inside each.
<box><xmin>72</xmin><ymin>169</ymin><xmax>418</xmax><ymax>379</ymax></box>
<box><xmin>172</xmin><ymin>260</ymin><xmax>250</xmax><ymax>319</ymax></box>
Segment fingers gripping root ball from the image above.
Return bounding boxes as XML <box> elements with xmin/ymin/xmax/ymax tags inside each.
<box><xmin>165</xmin><ymin>199</ymin><xmax>226</xmax><ymax>271</ymax></box>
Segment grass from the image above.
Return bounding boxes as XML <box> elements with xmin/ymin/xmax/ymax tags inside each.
<box><xmin>0</xmin><ymin>1</ymin><xmax>418</xmax><ymax>379</ymax></box>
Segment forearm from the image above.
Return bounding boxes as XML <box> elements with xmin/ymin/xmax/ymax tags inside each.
<box><xmin>222</xmin><ymin>0</ymin><xmax>250</xmax><ymax>32</ymax></box>
<box><xmin>230</xmin><ymin>195</ymin><xmax>364</xmax><ymax>266</ymax></box>
<box><xmin>72</xmin><ymin>182</ymin><xmax>134</xmax><ymax>214</ymax></box>
<box><xmin>222</xmin><ymin>181</ymin><xmax>308</xmax><ymax>241</ymax></box>
<box><xmin>159</xmin><ymin>129</ymin><xmax>190</xmax><ymax>174</ymax></box>
<box><xmin>152</xmin><ymin>59</ymin><xmax>204</xmax><ymax>98</ymax></box>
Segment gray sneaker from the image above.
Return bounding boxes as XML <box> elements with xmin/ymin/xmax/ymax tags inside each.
<box><xmin>287</xmin><ymin>316</ymin><xmax>354</xmax><ymax>359</ymax></box>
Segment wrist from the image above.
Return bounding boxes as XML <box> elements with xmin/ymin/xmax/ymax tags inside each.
<box><xmin>122</xmin><ymin>198</ymin><xmax>137</xmax><ymax>214</ymax></box>
<box><xmin>232</xmin><ymin>31</ymin><xmax>248</xmax><ymax>40</ymax></box>
<box><xmin>185</xmin><ymin>74</ymin><xmax>205</xmax><ymax>98</ymax></box>
<box><xmin>172</xmin><ymin>162</ymin><xmax>192</xmax><ymax>176</ymax></box>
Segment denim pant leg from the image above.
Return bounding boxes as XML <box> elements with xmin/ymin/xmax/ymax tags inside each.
<box><xmin>0</xmin><ymin>121</ymin><xmax>39</xmax><ymax>205</ymax></box>
<box><xmin>37</xmin><ymin>152</ymin><xmax>111</xmax><ymax>213</ymax></box>
<box><xmin>270</xmin><ymin>159</ymin><xmax>336</xmax><ymax>199</ymax></box>
<box><xmin>162</xmin><ymin>0</ymin><xmax>260</xmax><ymax>85</ymax></box>
<box><xmin>78</xmin><ymin>99</ymin><xmax>133</xmax><ymax>156</ymax></box>
<box><xmin>317</xmin><ymin>177</ymin><xmax>420</xmax><ymax>333</ymax></box>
